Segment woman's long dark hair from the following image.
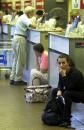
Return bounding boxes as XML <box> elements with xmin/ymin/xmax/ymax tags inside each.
<box><xmin>57</xmin><ymin>54</ymin><xmax>75</xmax><ymax>68</ymax></box>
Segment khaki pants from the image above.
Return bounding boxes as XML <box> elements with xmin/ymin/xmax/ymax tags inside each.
<box><xmin>30</xmin><ymin>69</ymin><xmax>48</xmax><ymax>86</ymax></box>
<box><xmin>10</xmin><ymin>35</ymin><xmax>26</xmax><ymax>81</ymax></box>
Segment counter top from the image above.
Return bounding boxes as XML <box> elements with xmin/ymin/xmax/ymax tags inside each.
<box><xmin>2</xmin><ymin>24</ymin><xmax>64</xmax><ymax>33</ymax></box>
<box><xmin>48</xmin><ymin>32</ymin><xmax>84</xmax><ymax>39</ymax></box>
<box><xmin>3</xmin><ymin>24</ymin><xmax>59</xmax><ymax>32</ymax></box>
<box><xmin>3</xmin><ymin>23</ymin><xmax>16</xmax><ymax>26</ymax></box>
<box><xmin>2</xmin><ymin>23</ymin><xmax>84</xmax><ymax>39</ymax></box>
<box><xmin>28</xmin><ymin>28</ymin><xmax>60</xmax><ymax>32</ymax></box>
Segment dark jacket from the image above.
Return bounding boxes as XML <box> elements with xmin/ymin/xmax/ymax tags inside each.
<box><xmin>58</xmin><ymin>68</ymin><xmax>84</xmax><ymax>92</ymax></box>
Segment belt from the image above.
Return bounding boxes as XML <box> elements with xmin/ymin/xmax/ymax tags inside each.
<box><xmin>15</xmin><ymin>34</ymin><xmax>27</xmax><ymax>39</ymax></box>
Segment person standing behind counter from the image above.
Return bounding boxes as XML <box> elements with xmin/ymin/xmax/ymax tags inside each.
<box><xmin>10</xmin><ymin>6</ymin><xmax>36</xmax><ymax>85</ymax></box>
<box><xmin>30</xmin><ymin>10</ymin><xmax>45</xmax><ymax>25</ymax></box>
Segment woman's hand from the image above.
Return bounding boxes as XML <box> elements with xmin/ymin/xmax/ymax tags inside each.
<box><xmin>57</xmin><ymin>90</ymin><xmax>62</xmax><ymax>96</ymax></box>
<box><xmin>59</xmin><ymin>69</ymin><xmax>66</xmax><ymax>77</ymax></box>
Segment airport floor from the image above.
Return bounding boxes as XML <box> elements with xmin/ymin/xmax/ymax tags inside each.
<box><xmin>0</xmin><ymin>78</ymin><xmax>84</xmax><ymax>130</ymax></box>
<box><xmin>0</xmin><ymin>77</ymin><xmax>84</xmax><ymax>130</ymax></box>
<box><xmin>0</xmin><ymin>78</ymin><xmax>72</xmax><ymax>130</ymax></box>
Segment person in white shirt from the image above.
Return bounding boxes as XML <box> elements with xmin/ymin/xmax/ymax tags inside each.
<box><xmin>31</xmin><ymin>10</ymin><xmax>56</xmax><ymax>29</ymax></box>
<box><xmin>2</xmin><ymin>10</ymin><xmax>12</xmax><ymax>23</ymax></box>
<box><xmin>30</xmin><ymin>10</ymin><xmax>44</xmax><ymax>25</ymax></box>
<box><xmin>36</xmin><ymin>10</ymin><xmax>44</xmax><ymax>23</ymax></box>
<box><xmin>45</xmin><ymin>17</ymin><xmax>56</xmax><ymax>29</ymax></box>
<box><xmin>77</xmin><ymin>21</ymin><xmax>84</xmax><ymax>36</ymax></box>
<box><xmin>10</xmin><ymin>6</ymin><xmax>36</xmax><ymax>85</ymax></box>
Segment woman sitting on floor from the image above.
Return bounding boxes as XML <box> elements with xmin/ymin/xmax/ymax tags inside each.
<box><xmin>30</xmin><ymin>43</ymin><xmax>48</xmax><ymax>86</ymax></box>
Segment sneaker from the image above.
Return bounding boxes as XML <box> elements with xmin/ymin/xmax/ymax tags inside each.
<box><xmin>14</xmin><ymin>80</ymin><xmax>27</xmax><ymax>86</ymax></box>
<box><xmin>10</xmin><ymin>80</ymin><xmax>15</xmax><ymax>85</ymax></box>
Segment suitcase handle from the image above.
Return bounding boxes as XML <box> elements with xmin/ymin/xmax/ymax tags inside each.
<box><xmin>26</xmin><ymin>85</ymin><xmax>51</xmax><ymax>90</ymax></box>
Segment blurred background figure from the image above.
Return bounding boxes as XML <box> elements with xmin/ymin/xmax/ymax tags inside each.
<box><xmin>36</xmin><ymin>10</ymin><xmax>44</xmax><ymax>23</ymax></box>
<box><xmin>70</xmin><ymin>10</ymin><xmax>80</xmax><ymax>31</ymax></box>
<box><xmin>2</xmin><ymin>9</ymin><xmax>12</xmax><ymax>23</ymax></box>
<box><xmin>10</xmin><ymin>9</ymin><xmax>18</xmax><ymax>24</ymax></box>
<box><xmin>65</xmin><ymin>10</ymin><xmax>80</xmax><ymax>36</ymax></box>
<box><xmin>11</xmin><ymin>10</ymin><xmax>24</xmax><ymax>23</ymax></box>
<box><xmin>17</xmin><ymin>11</ymin><xmax>23</xmax><ymax>17</ymax></box>
<box><xmin>30</xmin><ymin>10</ymin><xmax>44</xmax><ymax>24</ymax></box>
<box><xmin>76</xmin><ymin>9</ymin><xmax>84</xmax><ymax>36</ymax></box>
<box><xmin>45</xmin><ymin>16</ymin><xmax>57</xmax><ymax>29</ymax></box>
<box><xmin>0</xmin><ymin>11</ymin><xmax>3</xmax><ymax>34</ymax></box>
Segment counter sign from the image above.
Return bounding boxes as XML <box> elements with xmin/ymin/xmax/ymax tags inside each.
<box><xmin>80</xmin><ymin>0</ymin><xmax>84</xmax><ymax>9</ymax></box>
<box><xmin>75</xmin><ymin>42</ymin><xmax>84</xmax><ymax>48</ymax></box>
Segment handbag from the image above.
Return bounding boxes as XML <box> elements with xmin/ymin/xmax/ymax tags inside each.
<box><xmin>25</xmin><ymin>85</ymin><xmax>51</xmax><ymax>103</ymax></box>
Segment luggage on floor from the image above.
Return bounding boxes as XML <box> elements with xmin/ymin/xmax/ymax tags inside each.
<box><xmin>41</xmin><ymin>96</ymin><xmax>65</xmax><ymax>125</ymax></box>
<box><xmin>24</xmin><ymin>85</ymin><xmax>51</xmax><ymax>103</ymax></box>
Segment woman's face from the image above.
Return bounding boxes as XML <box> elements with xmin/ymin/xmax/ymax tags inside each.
<box><xmin>35</xmin><ymin>51</ymin><xmax>41</xmax><ymax>57</ymax></box>
<box><xmin>57</xmin><ymin>58</ymin><xmax>70</xmax><ymax>70</ymax></box>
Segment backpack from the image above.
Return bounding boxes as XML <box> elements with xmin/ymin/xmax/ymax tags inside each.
<box><xmin>41</xmin><ymin>96</ymin><xmax>65</xmax><ymax>125</ymax></box>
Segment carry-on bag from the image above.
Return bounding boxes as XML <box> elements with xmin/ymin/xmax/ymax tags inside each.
<box><xmin>25</xmin><ymin>85</ymin><xmax>51</xmax><ymax>103</ymax></box>
<box><xmin>42</xmin><ymin>96</ymin><xmax>65</xmax><ymax>125</ymax></box>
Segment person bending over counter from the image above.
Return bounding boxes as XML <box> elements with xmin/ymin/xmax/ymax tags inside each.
<box><xmin>51</xmin><ymin>54</ymin><xmax>84</xmax><ymax>127</ymax></box>
<box><xmin>30</xmin><ymin>43</ymin><xmax>48</xmax><ymax>86</ymax></box>
<box><xmin>30</xmin><ymin>10</ymin><xmax>56</xmax><ymax>29</ymax></box>
<box><xmin>30</xmin><ymin>10</ymin><xmax>46</xmax><ymax>25</ymax></box>
<box><xmin>10</xmin><ymin>6</ymin><xmax>36</xmax><ymax>85</ymax></box>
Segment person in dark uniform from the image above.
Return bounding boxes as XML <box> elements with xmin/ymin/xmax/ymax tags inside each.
<box><xmin>52</xmin><ymin>54</ymin><xmax>84</xmax><ymax>128</ymax></box>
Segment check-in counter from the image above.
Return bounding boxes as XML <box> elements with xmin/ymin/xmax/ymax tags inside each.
<box><xmin>2</xmin><ymin>24</ymin><xmax>16</xmax><ymax>38</ymax></box>
<box><xmin>48</xmin><ymin>32</ymin><xmax>84</xmax><ymax>125</ymax></box>
<box><xmin>2</xmin><ymin>24</ymin><xmax>8</xmax><ymax>34</ymax></box>
<box><xmin>0</xmin><ymin>25</ymin><xmax>2</xmax><ymax>34</ymax></box>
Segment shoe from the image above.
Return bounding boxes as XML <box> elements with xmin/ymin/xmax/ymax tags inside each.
<box><xmin>14</xmin><ymin>80</ymin><xmax>27</xmax><ymax>86</ymax></box>
<box><xmin>59</xmin><ymin>121</ymin><xmax>75</xmax><ymax>129</ymax></box>
<box><xmin>10</xmin><ymin>80</ymin><xmax>15</xmax><ymax>85</ymax></box>
<box><xmin>59</xmin><ymin>121</ymin><xmax>71</xmax><ymax>128</ymax></box>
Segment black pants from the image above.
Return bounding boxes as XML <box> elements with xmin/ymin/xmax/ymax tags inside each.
<box><xmin>51</xmin><ymin>88</ymin><xmax>84</xmax><ymax>122</ymax></box>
